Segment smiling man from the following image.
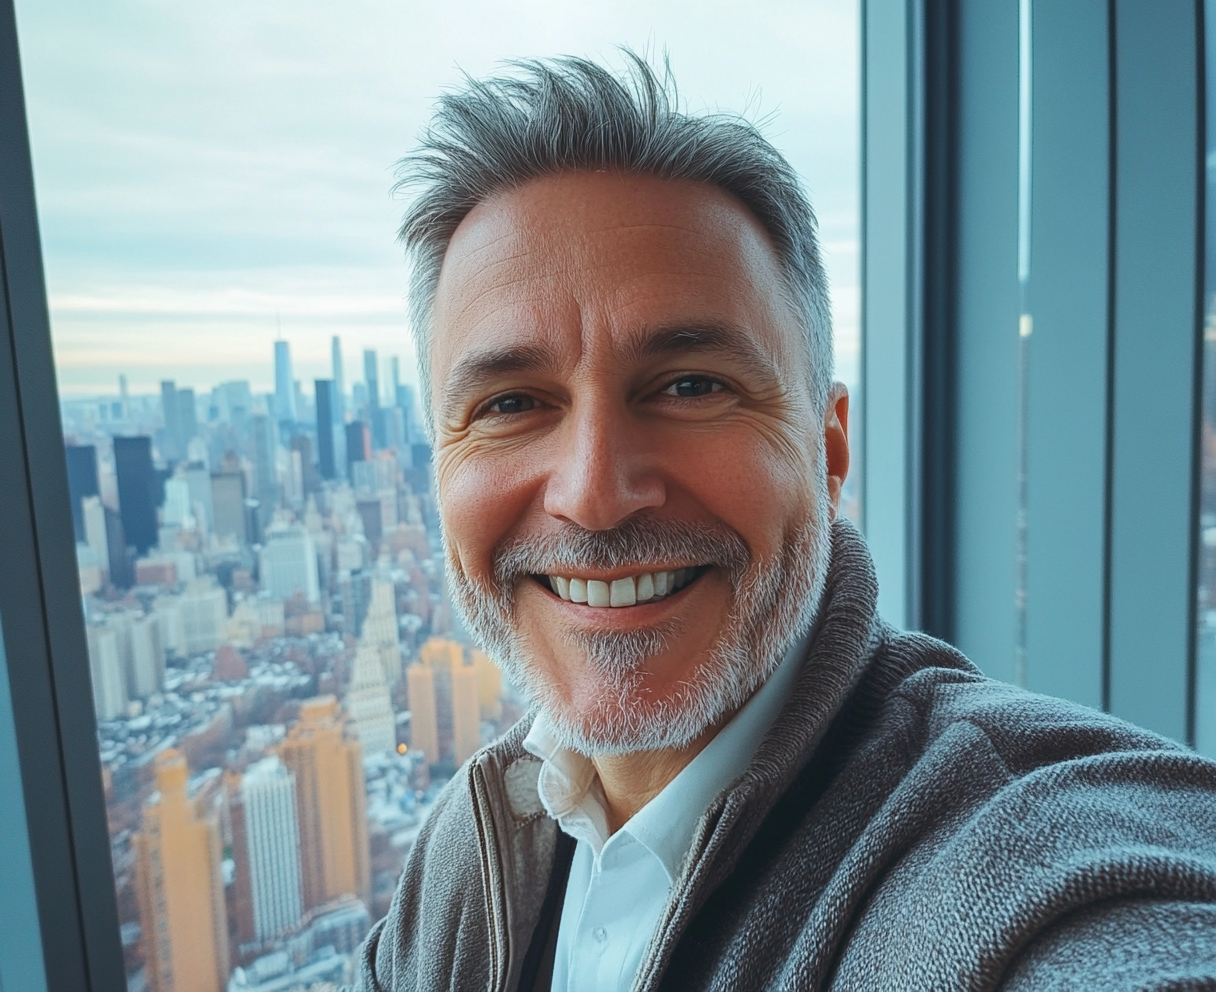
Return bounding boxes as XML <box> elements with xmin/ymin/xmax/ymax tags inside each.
<box><xmin>355</xmin><ymin>56</ymin><xmax>1216</xmax><ymax>992</ymax></box>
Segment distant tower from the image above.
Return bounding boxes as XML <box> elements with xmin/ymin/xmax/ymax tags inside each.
<box><xmin>344</xmin><ymin>639</ymin><xmax>396</xmax><ymax>757</ymax></box>
<box><xmin>239</xmin><ymin>756</ymin><xmax>304</xmax><ymax>942</ymax></box>
<box><xmin>161</xmin><ymin>380</ymin><xmax>181</xmax><ymax>460</ymax></box>
<box><xmin>133</xmin><ymin>749</ymin><xmax>229</xmax><ymax>992</ymax></box>
<box><xmin>119</xmin><ymin>373</ymin><xmax>130</xmax><ymax>420</ymax></box>
<box><xmin>345</xmin><ymin>421</ymin><xmax>372</xmax><ymax>479</ymax></box>
<box><xmin>274</xmin><ymin>340</ymin><xmax>297</xmax><ymax>426</ymax></box>
<box><xmin>363</xmin><ymin>579</ymin><xmax>401</xmax><ymax>684</ymax></box>
<box><xmin>113</xmin><ymin>436</ymin><xmax>160</xmax><ymax>555</ymax></box>
<box><xmin>331</xmin><ymin>335</ymin><xmax>346</xmax><ymax>423</ymax></box>
<box><xmin>315</xmin><ymin>379</ymin><xmax>337</xmax><ymax>480</ymax></box>
<box><xmin>250</xmin><ymin>413</ymin><xmax>278</xmax><ymax>508</ymax></box>
<box><xmin>407</xmin><ymin>663</ymin><xmax>440</xmax><ymax>764</ymax></box>
<box><xmin>362</xmin><ymin>349</ymin><xmax>381</xmax><ymax>448</ymax></box>
<box><xmin>278</xmin><ymin>697</ymin><xmax>371</xmax><ymax>912</ymax></box>
<box><xmin>64</xmin><ymin>443</ymin><xmax>100</xmax><ymax>539</ymax></box>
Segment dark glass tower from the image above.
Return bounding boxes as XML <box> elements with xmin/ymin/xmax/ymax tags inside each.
<box><xmin>315</xmin><ymin>378</ymin><xmax>337</xmax><ymax>480</ymax></box>
<box><xmin>64</xmin><ymin>443</ymin><xmax>99</xmax><ymax>538</ymax></box>
<box><xmin>113</xmin><ymin>435</ymin><xmax>160</xmax><ymax>555</ymax></box>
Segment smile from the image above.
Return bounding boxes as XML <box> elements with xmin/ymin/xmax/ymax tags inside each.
<box><xmin>538</xmin><ymin>566</ymin><xmax>709</xmax><ymax>608</ymax></box>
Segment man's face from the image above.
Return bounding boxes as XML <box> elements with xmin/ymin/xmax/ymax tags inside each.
<box><xmin>431</xmin><ymin>170</ymin><xmax>848</xmax><ymax>754</ymax></box>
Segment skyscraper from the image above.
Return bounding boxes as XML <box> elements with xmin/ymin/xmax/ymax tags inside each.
<box><xmin>161</xmin><ymin>380</ymin><xmax>181</xmax><ymax>460</ymax></box>
<box><xmin>87</xmin><ymin>625</ymin><xmax>127</xmax><ymax>720</ymax></box>
<box><xmin>114</xmin><ymin>435</ymin><xmax>160</xmax><ymax>555</ymax></box>
<box><xmin>65</xmin><ymin>443</ymin><xmax>99</xmax><ymax>538</ymax></box>
<box><xmin>274</xmin><ymin>340</ymin><xmax>297</xmax><ymax>426</ymax></box>
<box><xmin>210</xmin><ymin>470</ymin><xmax>248</xmax><ymax>543</ymax></box>
<box><xmin>345</xmin><ymin>639</ymin><xmax>396</xmax><ymax>757</ymax></box>
<box><xmin>363</xmin><ymin>349</ymin><xmax>381</xmax><ymax>448</ymax></box>
<box><xmin>133</xmin><ymin>749</ymin><xmax>229</xmax><ymax>992</ymax></box>
<box><xmin>259</xmin><ymin>523</ymin><xmax>320</xmax><ymax>603</ymax></box>
<box><xmin>82</xmin><ymin>495</ymin><xmax>110</xmax><ymax>577</ymax></box>
<box><xmin>251</xmin><ymin>413</ymin><xmax>278</xmax><ymax>509</ymax></box>
<box><xmin>331</xmin><ymin>335</ymin><xmax>346</xmax><ymax>424</ymax></box>
<box><xmin>407</xmin><ymin>663</ymin><xmax>439</xmax><ymax>764</ymax></box>
<box><xmin>177</xmin><ymin>387</ymin><xmax>198</xmax><ymax>450</ymax></box>
<box><xmin>315</xmin><ymin>379</ymin><xmax>337</xmax><ymax>480</ymax></box>
<box><xmin>240</xmin><ymin>756</ymin><xmax>304</xmax><ymax>942</ymax></box>
<box><xmin>278</xmin><ymin>697</ymin><xmax>371</xmax><ymax>912</ymax></box>
<box><xmin>362</xmin><ymin>579</ymin><xmax>401</xmax><ymax>684</ymax></box>
<box><xmin>179</xmin><ymin>578</ymin><xmax>228</xmax><ymax>655</ymax></box>
<box><xmin>345</xmin><ymin>421</ymin><xmax>371</xmax><ymax>480</ymax></box>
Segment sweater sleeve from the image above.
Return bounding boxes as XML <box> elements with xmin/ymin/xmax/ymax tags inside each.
<box><xmin>1000</xmin><ymin>899</ymin><xmax>1216</xmax><ymax>991</ymax></box>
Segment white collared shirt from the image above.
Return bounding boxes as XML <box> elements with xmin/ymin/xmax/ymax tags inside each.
<box><xmin>522</xmin><ymin>636</ymin><xmax>806</xmax><ymax>992</ymax></box>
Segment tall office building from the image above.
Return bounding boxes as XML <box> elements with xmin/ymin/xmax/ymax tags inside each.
<box><xmin>345</xmin><ymin>420</ymin><xmax>371</xmax><ymax>480</ymax></box>
<box><xmin>114</xmin><ymin>435</ymin><xmax>160</xmax><ymax>555</ymax></box>
<box><xmin>470</xmin><ymin>648</ymin><xmax>503</xmax><ymax>721</ymax></box>
<box><xmin>177</xmin><ymin>387</ymin><xmax>198</xmax><ymax>449</ymax></box>
<box><xmin>82</xmin><ymin>495</ymin><xmax>110</xmax><ymax>577</ymax></box>
<box><xmin>182</xmin><ymin>464</ymin><xmax>214</xmax><ymax>534</ymax></box>
<box><xmin>345</xmin><ymin>639</ymin><xmax>396</xmax><ymax>757</ymax></box>
<box><xmin>65</xmin><ymin>443</ymin><xmax>99</xmax><ymax>538</ymax></box>
<box><xmin>362</xmin><ymin>579</ymin><xmax>401</xmax><ymax>684</ymax></box>
<box><xmin>210</xmin><ymin>470</ymin><xmax>248</xmax><ymax>543</ymax></box>
<box><xmin>133</xmin><ymin>749</ymin><xmax>229</xmax><ymax>992</ymax></box>
<box><xmin>363</xmin><ymin>349</ymin><xmax>380</xmax><ymax>445</ymax></box>
<box><xmin>119</xmin><ymin>373</ymin><xmax>130</xmax><ymax>420</ymax></box>
<box><xmin>179</xmin><ymin>578</ymin><xmax>227</xmax><ymax>655</ymax></box>
<box><xmin>331</xmin><ymin>335</ymin><xmax>346</xmax><ymax>423</ymax></box>
<box><xmin>161</xmin><ymin>380</ymin><xmax>182</xmax><ymax>460</ymax></box>
<box><xmin>278</xmin><ymin>697</ymin><xmax>371</xmax><ymax>911</ymax></box>
<box><xmin>406</xmin><ymin>663</ymin><xmax>440</xmax><ymax>764</ymax></box>
<box><xmin>274</xmin><ymin>340</ymin><xmax>297</xmax><ymax>426</ymax></box>
<box><xmin>240</xmin><ymin>756</ymin><xmax>304</xmax><ymax>942</ymax></box>
<box><xmin>315</xmin><ymin>379</ymin><xmax>337</xmax><ymax>480</ymax></box>
<box><xmin>251</xmin><ymin>413</ymin><xmax>278</xmax><ymax>509</ymax></box>
<box><xmin>105</xmin><ymin>505</ymin><xmax>133</xmax><ymax>588</ymax></box>
<box><xmin>259</xmin><ymin>523</ymin><xmax>320</xmax><ymax>603</ymax></box>
<box><xmin>87</xmin><ymin>625</ymin><xmax>127</xmax><ymax>720</ymax></box>
<box><xmin>290</xmin><ymin>434</ymin><xmax>317</xmax><ymax>495</ymax></box>
<box><xmin>451</xmin><ymin>660</ymin><xmax>480</xmax><ymax>766</ymax></box>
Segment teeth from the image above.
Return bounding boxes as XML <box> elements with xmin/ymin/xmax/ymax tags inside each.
<box><xmin>544</xmin><ymin>568</ymin><xmax>697</xmax><ymax>608</ymax></box>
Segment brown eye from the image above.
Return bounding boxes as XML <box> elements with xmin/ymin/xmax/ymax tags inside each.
<box><xmin>488</xmin><ymin>394</ymin><xmax>536</xmax><ymax>415</ymax></box>
<box><xmin>665</xmin><ymin>376</ymin><xmax>723</xmax><ymax>398</ymax></box>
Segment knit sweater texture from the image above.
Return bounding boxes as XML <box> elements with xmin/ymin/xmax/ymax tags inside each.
<box><xmin>352</xmin><ymin>520</ymin><xmax>1216</xmax><ymax>991</ymax></box>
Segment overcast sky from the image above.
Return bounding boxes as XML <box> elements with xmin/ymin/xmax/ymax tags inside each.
<box><xmin>14</xmin><ymin>0</ymin><xmax>858</xmax><ymax>399</ymax></box>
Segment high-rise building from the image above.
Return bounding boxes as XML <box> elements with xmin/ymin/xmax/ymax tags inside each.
<box><xmin>87</xmin><ymin>625</ymin><xmax>127</xmax><ymax>720</ymax></box>
<box><xmin>129</xmin><ymin>613</ymin><xmax>165</xmax><ymax>699</ymax></box>
<box><xmin>331</xmin><ymin>335</ymin><xmax>346</xmax><ymax>424</ymax></box>
<box><xmin>259</xmin><ymin>523</ymin><xmax>320</xmax><ymax>603</ymax></box>
<box><xmin>114</xmin><ymin>435</ymin><xmax>160</xmax><ymax>555</ymax></box>
<box><xmin>65</xmin><ymin>443</ymin><xmax>99</xmax><ymax>538</ymax></box>
<box><xmin>451</xmin><ymin>660</ymin><xmax>480</xmax><ymax>766</ymax></box>
<box><xmin>177</xmin><ymin>387</ymin><xmax>198</xmax><ymax>448</ymax></box>
<box><xmin>161</xmin><ymin>380</ymin><xmax>182</xmax><ymax>460</ymax></box>
<box><xmin>470</xmin><ymin>648</ymin><xmax>503</xmax><ymax>721</ymax></box>
<box><xmin>345</xmin><ymin>639</ymin><xmax>396</xmax><ymax>757</ymax></box>
<box><xmin>315</xmin><ymin>379</ymin><xmax>337</xmax><ymax>481</ymax></box>
<box><xmin>278</xmin><ymin>697</ymin><xmax>371</xmax><ymax>912</ymax></box>
<box><xmin>133</xmin><ymin>749</ymin><xmax>229</xmax><ymax>992</ymax></box>
<box><xmin>274</xmin><ymin>340</ymin><xmax>297</xmax><ymax>426</ymax></box>
<box><xmin>182</xmin><ymin>464</ymin><xmax>214</xmax><ymax>535</ymax></box>
<box><xmin>240</xmin><ymin>756</ymin><xmax>304</xmax><ymax>942</ymax></box>
<box><xmin>363</xmin><ymin>349</ymin><xmax>380</xmax><ymax>447</ymax></box>
<box><xmin>180</xmin><ymin>578</ymin><xmax>228</xmax><ymax>655</ymax></box>
<box><xmin>82</xmin><ymin>495</ymin><xmax>110</xmax><ymax>577</ymax></box>
<box><xmin>290</xmin><ymin>434</ymin><xmax>317</xmax><ymax>495</ymax></box>
<box><xmin>251</xmin><ymin>414</ymin><xmax>278</xmax><ymax>509</ymax></box>
<box><xmin>210</xmin><ymin>470</ymin><xmax>248</xmax><ymax>543</ymax></box>
<box><xmin>105</xmin><ymin>505</ymin><xmax>133</xmax><ymax>589</ymax></box>
<box><xmin>119</xmin><ymin>373</ymin><xmax>130</xmax><ymax>420</ymax></box>
<box><xmin>362</xmin><ymin>579</ymin><xmax>401</xmax><ymax>684</ymax></box>
<box><xmin>406</xmin><ymin>663</ymin><xmax>439</xmax><ymax>764</ymax></box>
<box><xmin>345</xmin><ymin>421</ymin><xmax>371</xmax><ymax>480</ymax></box>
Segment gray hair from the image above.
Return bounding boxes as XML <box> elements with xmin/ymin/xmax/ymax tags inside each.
<box><xmin>395</xmin><ymin>52</ymin><xmax>833</xmax><ymax>436</ymax></box>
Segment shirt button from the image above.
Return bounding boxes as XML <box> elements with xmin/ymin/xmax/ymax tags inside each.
<box><xmin>593</xmin><ymin>927</ymin><xmax>608</xmax><ymax>944</ymax></box>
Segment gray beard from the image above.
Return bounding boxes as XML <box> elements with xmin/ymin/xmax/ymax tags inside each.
<box><xmin>443</xmin><ymin>456</ymin><xmax>833</xmax><ymax>756</ymax></box>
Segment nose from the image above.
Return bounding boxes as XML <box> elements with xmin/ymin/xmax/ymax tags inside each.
<box><xmin>542</xmin><ymin>400</ymin><xmax>665</xmax><ymax>530</ymax></box>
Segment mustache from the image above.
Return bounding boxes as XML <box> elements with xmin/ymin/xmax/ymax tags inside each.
<box><xmin>492</xmin><ymin>515</ymin><xmax>751</xmax><ymax>588</ymax></box>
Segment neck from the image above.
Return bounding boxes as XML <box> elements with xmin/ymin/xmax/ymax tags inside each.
<box><xmin>590</xmin><ymin>716</ymin><xmax>729</xmax><ymax>835</ymax></box>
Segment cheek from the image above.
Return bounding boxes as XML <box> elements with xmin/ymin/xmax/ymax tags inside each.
<box><xmin>437</xmin><ymin>444</ymin><xmax>540</xmax><ymax>578</ymax></box>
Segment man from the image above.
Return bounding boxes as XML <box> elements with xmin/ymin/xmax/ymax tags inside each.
<box><xmin>355</xmin><ymin>56</ymin><xmax>1216</xmax><ymax>991</ymax></box>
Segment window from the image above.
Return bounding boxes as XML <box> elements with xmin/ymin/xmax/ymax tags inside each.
<box><xmin>12</xmin><ymin>4</ymin><xmax>860</xmax><ymax>987</ymax></box>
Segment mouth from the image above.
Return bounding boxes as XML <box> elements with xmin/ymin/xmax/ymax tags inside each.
<box><xmin>533</xmin><ymin>566</ymin><xmax>711</xmax><ymax>608</ymax></box>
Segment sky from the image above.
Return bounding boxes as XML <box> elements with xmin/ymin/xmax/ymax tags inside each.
<box><xmin>14</xmin><ymin>0</ymin><xmax>858</xmax><ymax>399</ymax></box>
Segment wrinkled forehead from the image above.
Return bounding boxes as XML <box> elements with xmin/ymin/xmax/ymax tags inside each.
<box><xmin>429</xmin><ymin>171</ymin><xmax>806</xmax><ymax>387</ymax></box>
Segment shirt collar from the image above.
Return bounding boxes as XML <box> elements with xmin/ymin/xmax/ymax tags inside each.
<box><xmin>522</xmin><ymin>629</ymin><xmax>809</xmax><ymax>881</ymax></box>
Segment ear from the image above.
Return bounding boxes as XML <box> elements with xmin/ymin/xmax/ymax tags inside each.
<box><xmin>823</xmin><ymin>383</ymin><xmax>850</xmax><ymax>521</ymax></box>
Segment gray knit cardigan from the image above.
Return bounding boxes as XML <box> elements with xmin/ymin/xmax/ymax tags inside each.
<box><xmin>353</xmin><ymin>520</ymin><xmax>1216</xmax><ymax>991</ymax></box>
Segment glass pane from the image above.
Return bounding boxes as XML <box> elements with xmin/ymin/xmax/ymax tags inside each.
<box><xmin>16</xmin><ymin>3</ymin><xmax>859</xmax><ymax>988</ymax></box>
<box><xmin>1198</xmin><ymin>0</ymin><xmax>1216</xmax><ymax>757</ymax></box>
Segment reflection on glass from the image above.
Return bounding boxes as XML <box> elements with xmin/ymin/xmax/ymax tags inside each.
<box><xmin>18</xmin><ymin>3</ymin><xmax>859</xmax><ymax>988</ymax></box>
<box><xmin>1198</xmin><ymin>0</ymin><xmax>1216</xmax><ymax>757</ymax></box>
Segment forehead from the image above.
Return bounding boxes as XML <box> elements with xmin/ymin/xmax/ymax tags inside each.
<box><xmin>430</xmin><ymin>171</ymin><xmax>798</xmax><ymax>378</ymax></box>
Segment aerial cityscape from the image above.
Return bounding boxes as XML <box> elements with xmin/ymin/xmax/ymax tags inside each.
<box><xmin>63</xmin><ymin>336</ymin><xmax>521</xmax><ymax>992</ymax></box>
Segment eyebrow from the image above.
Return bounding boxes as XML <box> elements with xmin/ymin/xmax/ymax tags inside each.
<box><xmin>440</xmin><ymin>321</ymin><xmax>780</xmax><ymax>421</ymax></box>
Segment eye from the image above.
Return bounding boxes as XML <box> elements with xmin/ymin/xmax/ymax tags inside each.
<box><xmin>663</xmin><ymin>375</ymin><xmax>724</xmax><ymax>398</ymax></box>
<box><xmin>485</xmin><ymin>393</ymin><xmax>536</xmax><ymax>415</ymax></box>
